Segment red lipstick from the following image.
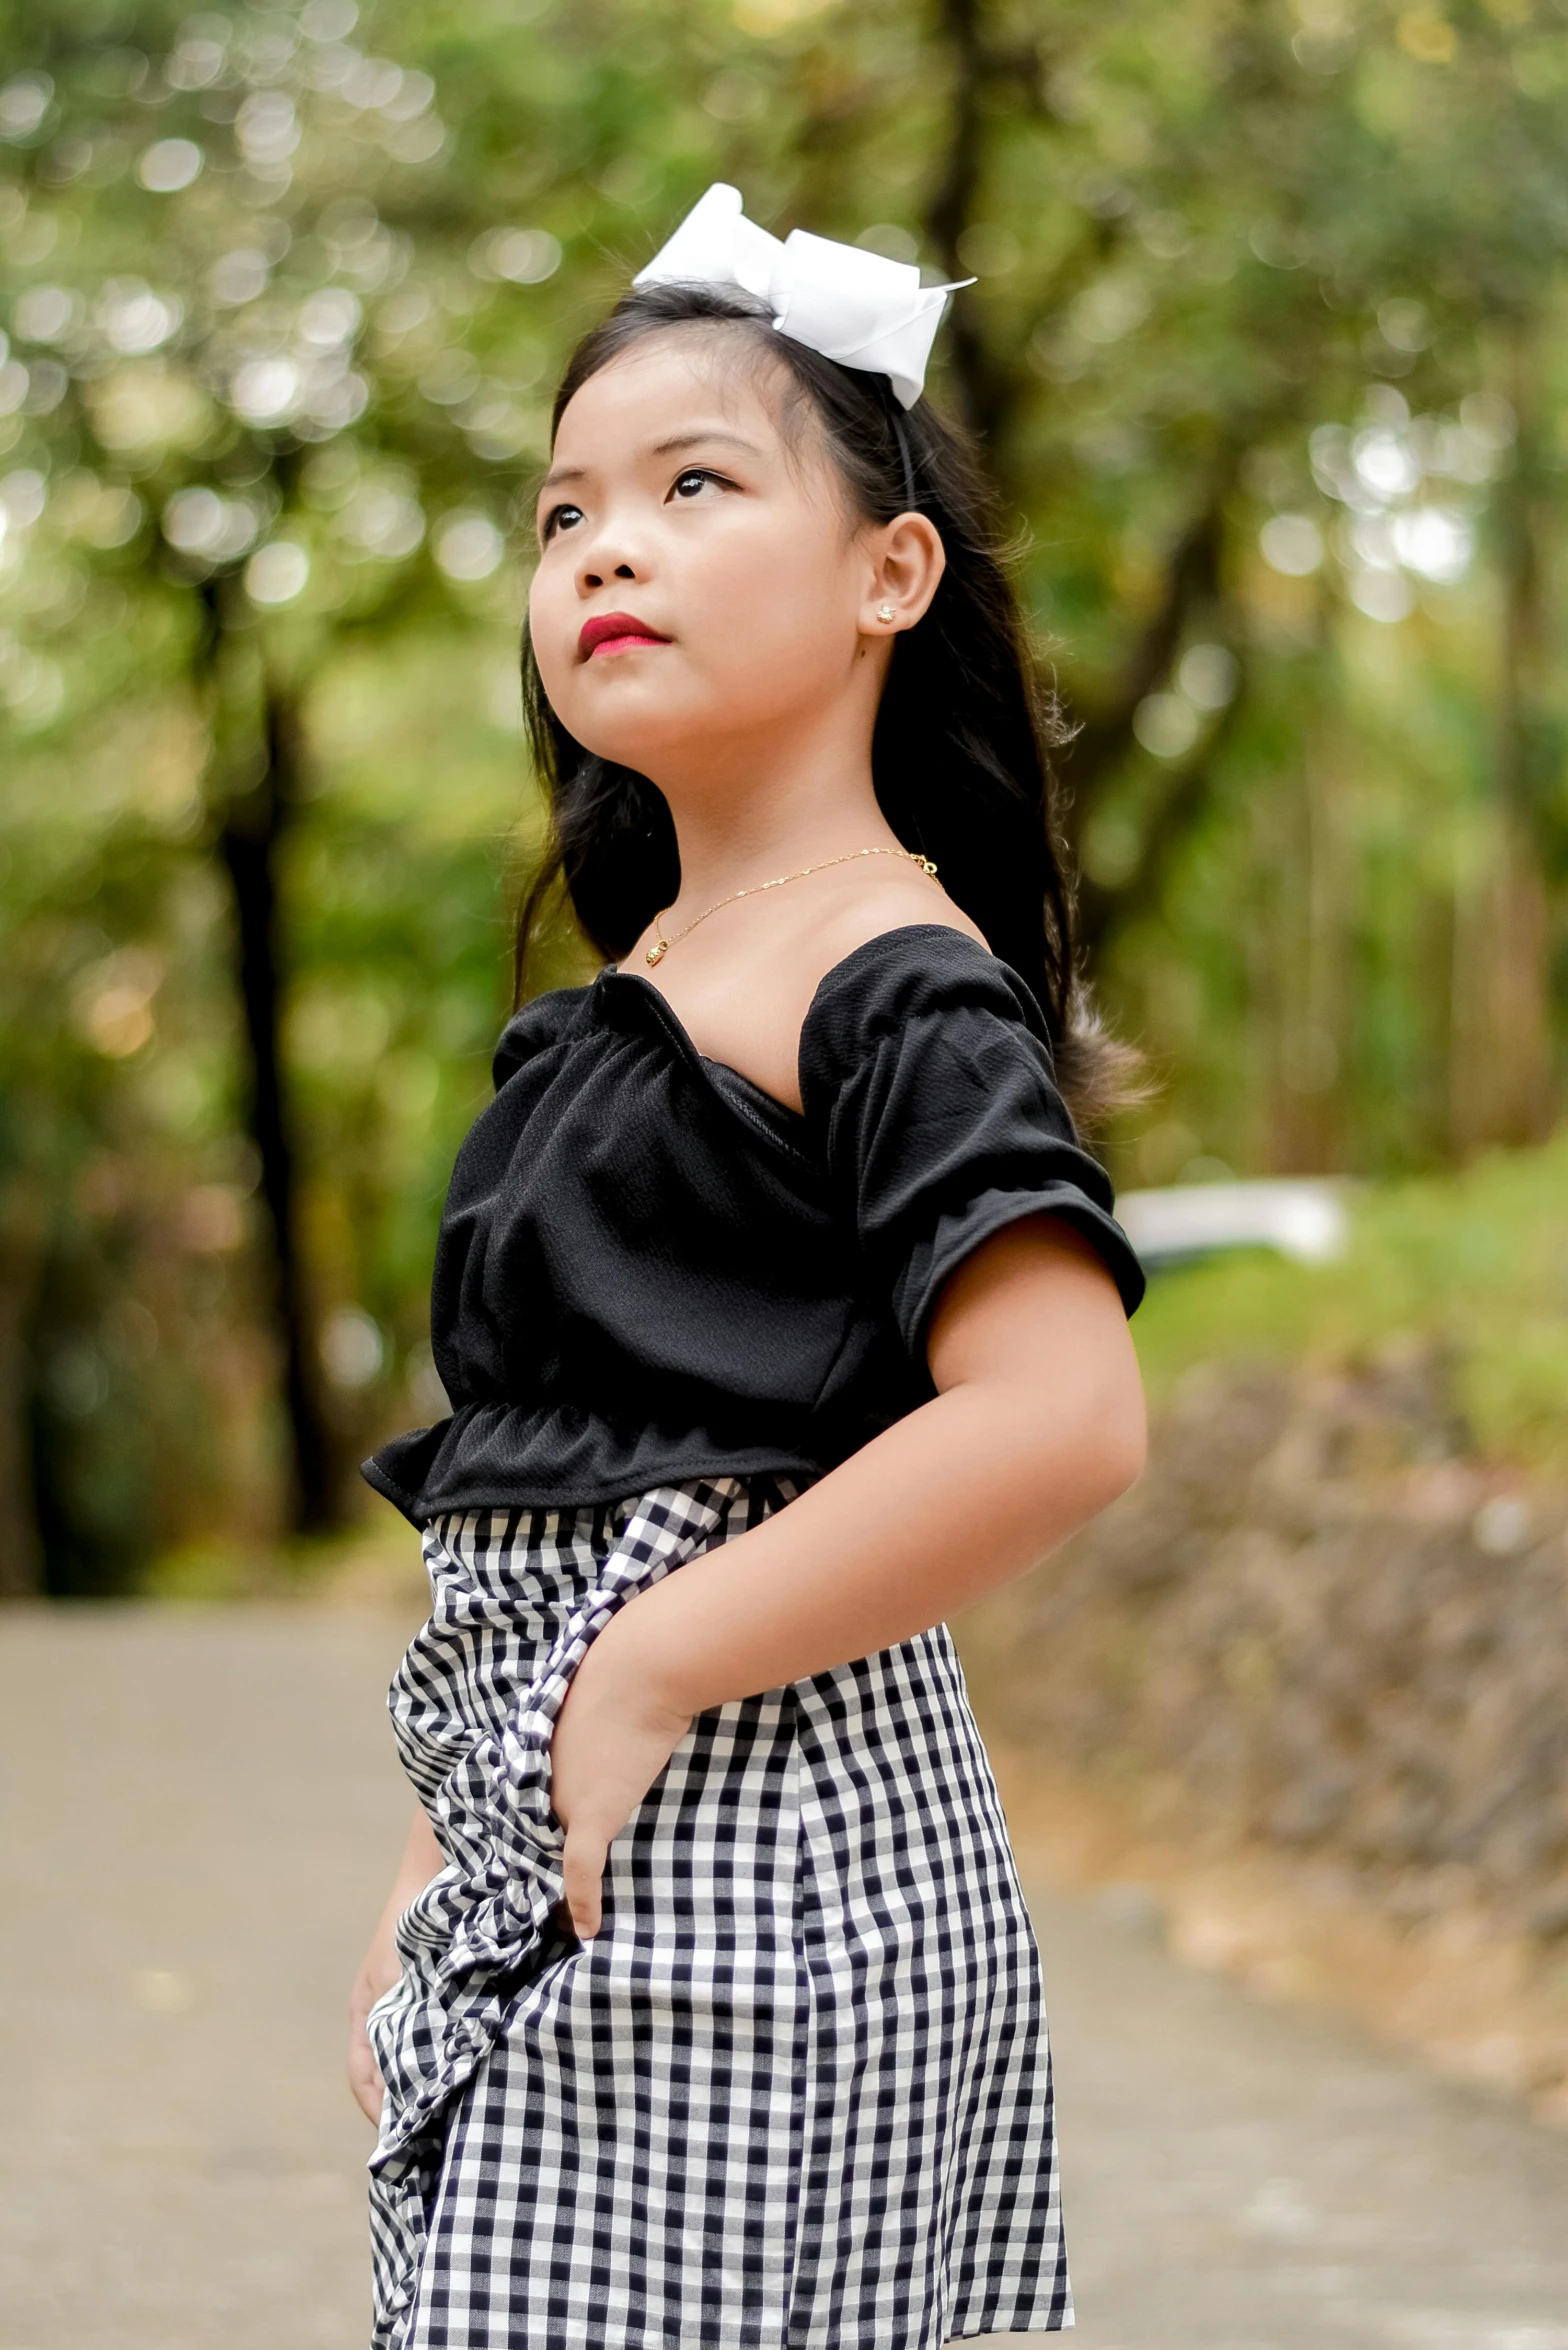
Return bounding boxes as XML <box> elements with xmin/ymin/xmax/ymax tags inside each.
<box><xmin>579</xmin><ymin>611</ymin><xmax>672</xmax><ymax>659</ymax></box>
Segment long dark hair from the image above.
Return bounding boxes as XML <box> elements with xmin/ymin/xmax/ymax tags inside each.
<box><xmin>516</xmin><ymin>279</ymin><xmax>1137</xmax><ymax>1130</ymax></box>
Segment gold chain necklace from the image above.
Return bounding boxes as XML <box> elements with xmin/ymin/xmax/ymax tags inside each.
<box><xmin>645</xmin><ymin>845</ymin><xmax>939</xmax><ymax>967</ymax></box>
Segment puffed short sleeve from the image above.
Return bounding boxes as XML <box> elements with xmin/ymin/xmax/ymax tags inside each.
<box><xmin>798</xmin><ymin>925</ymin><xmax>1146</xmax><ymax>1357</ymax></box>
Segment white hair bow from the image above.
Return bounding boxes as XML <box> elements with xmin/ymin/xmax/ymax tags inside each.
<box><xmin>631</xmin><ymin>182</ymin><xmax>973</xmax><ymax>410</ymax></box>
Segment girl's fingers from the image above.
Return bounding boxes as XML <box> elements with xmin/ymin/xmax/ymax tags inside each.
<box><xmin>348</xmin><ymin>2034</ymin><xmax>385</xmax><ymax>2125</ymax></box>
<box><xmin>561</xmin><ymin>1824</ymin><xmax>606</xmax><ymax>1939</ymax></box>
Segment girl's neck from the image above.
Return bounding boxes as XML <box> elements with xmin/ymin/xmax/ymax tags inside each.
<box><xmin>644</xmin><ymin>727</ymin><xmax>900</xmax><ymax>912</ymax></box>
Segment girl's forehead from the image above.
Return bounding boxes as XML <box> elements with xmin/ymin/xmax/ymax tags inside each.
<box><xmin>553</xmin><ymin>332</ymin><xmax>791</xmax><ymax>456</ymax></box>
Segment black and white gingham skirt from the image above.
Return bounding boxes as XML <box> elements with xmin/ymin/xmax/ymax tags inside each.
<box><xmin>366</xmin><ymin>1474</ymin><xmax>1071</xmax><ymax>2349</ymax></box>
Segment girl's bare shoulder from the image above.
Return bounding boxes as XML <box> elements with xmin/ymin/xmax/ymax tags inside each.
<box><xmin>648</xmin><ymin>870</ymin><xmax>987</xmax><ymax>1116</ymax></box>
<box><xmin>803</xmin><ymin>871</ymin><xmax>989</xmax><ymax>975</ymax></box>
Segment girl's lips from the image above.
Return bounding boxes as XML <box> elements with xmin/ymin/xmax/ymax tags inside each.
<box><xmin>578</xmin><ymin>611</ymin><xmax>672</xmax><ymax>659</ymax></box>
<box><xmin>589</xmin><ymin>634</ymin><xmax>668</xmax><ymax>658</ymax></box>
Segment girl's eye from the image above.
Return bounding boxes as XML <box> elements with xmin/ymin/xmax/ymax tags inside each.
<box><xmin>541</xmin><ymin>502</ymin><xmax>584</xmax><ymax>543</ymax></box>
<box><xmin>671</xmin><ymin>468</ymin><xmax>724</xmax><ymax>502</ymax></box>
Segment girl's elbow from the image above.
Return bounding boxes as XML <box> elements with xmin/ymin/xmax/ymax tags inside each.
<box><xmin>974</xmin><ymin>1343</ymin><xmax>1148</xmax><ymax>1517</ymax></box>
<box><xmin>1063</xmin><ymin>1366</ymin><xmax>1148</xmax><ymax>1514</ymax></box>
<box><xmin>1097</xmin><ymin>1387</ymin><xmax>1148</xmax><ymax>1506</ymax></box>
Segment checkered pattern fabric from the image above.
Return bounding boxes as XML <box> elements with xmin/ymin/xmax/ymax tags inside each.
<box><xmin>366</xmin><ymin>1475</ymin><xmax>1071</xmax><ymax>2349</ymax></box>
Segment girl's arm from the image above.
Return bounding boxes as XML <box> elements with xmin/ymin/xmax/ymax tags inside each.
<box><xmin>550</xmin><ymin>1212</ymin><xmax>1146</xmax><ymax>1937</ymax></box>
<box><xmin>347</xmin><ymin>1801</ymin><xmax>446</xmax><ymax>2125</ymax></box>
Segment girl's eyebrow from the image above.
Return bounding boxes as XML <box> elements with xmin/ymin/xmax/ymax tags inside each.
<box><xmin>537</xmin><ymin>428</ymin><xmax>764</xmax><ymax>498</ymax></box>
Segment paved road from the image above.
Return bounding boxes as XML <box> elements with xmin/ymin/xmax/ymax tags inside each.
<box><xmin>3</xmin><ymin>1604</ymin><xmax>1567</xmax><ymax>2349</ymax></box>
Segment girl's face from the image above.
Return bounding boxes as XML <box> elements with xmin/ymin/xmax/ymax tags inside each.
<box><xmin>528</xmin><ymin>332</ymin><xmax>924</xmax><ymax>776</ymax></box>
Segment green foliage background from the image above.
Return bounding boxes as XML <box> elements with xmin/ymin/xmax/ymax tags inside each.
<box><xmin>3</xmin><ymin>0</ymin><xmax>1567</xmax><ymax>1591</ymax></box>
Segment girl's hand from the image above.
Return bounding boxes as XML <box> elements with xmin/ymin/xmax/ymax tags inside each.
<box><xmin>348</xmin><ymin>1805</ymin><xmax>446</xmax><ymax>2127</ymax></box>
<box><xmin>549</xmin><ymin>1620</ymin><xmax>695</xmax><ymax>1940</ymax></box>
<box><xmin>347</xmin><ymin>1942</ymin><xmax>398</xmax><ymax>2126</ymax></box>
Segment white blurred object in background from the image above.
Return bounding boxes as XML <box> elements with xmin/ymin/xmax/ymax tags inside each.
<box><xmin>1116</xmin><ymin>1179</ymin><xmax>1351</xmax><ymax>1269</ymax></box>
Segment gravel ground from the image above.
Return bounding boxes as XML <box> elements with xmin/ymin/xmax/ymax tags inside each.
<box><xmin>3</xmin><ymin>1603</ymin><xmax>1567</xmax><ymax>2350</ymax></box>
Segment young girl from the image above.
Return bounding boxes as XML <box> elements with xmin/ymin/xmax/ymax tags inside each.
<box><xmin>348</xmin><ymin>184</ymin><xmax>1148</xmax><ymax>2350</ymax></box>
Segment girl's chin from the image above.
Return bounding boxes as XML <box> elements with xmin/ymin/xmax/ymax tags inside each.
<box><xmin>575</xmin><ymin>711</ymin><xmax>717</xmax><ymax>767</ymax></box>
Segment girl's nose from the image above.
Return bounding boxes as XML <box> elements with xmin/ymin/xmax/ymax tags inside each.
<box><xmin>576</xmin><ymin>512</ymin><xmax>643</xmax><ymax>594</ymax></box>
<box><xmin>579</xmin><ymin>555</ymin><xmax>639</xmax><ymax>590</ymax></box>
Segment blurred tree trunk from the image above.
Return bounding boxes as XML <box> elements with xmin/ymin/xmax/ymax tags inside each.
<box><xmin>1452</xmin><ymin>324</ymin><xmax>1557</xmax><ymax>1155</ymax></box>
<box><xmin>1257</xmin><ymin>730</ymin><xmax>1347</xmax><ymax>1175</ymax></box>
<box><xmin>926</xmin><ymin>0</ymin><xmax>1003</xmax><ymax>449</ymax></box>
<box><xmin>1077</xmin><ymin>671</ymin><xmax>1248</xmax><ymax>962</ymax></box>
<box><xmin>0</xmin><ymin>1188</ymin><xmax>46</xmax><ymax>1597</ymax></box>
<box><xmin>925</xmin><ymin>0</ymin><xmax>1074</xmax><ymax>460</ymax></box>
<box><xmin>199</xmin><ymin>589</ymin><xmax>338</xmax><ymax>1534</ymax></box>
<box><xmin>217</xmin><ymin>682</ymin><xmax>337</xmax><ymax>1532</ymax></box>
<box><xmin>921</xmin><ymin>4</ymin><xmax>1252</xmax><ymax>967</ymax></box>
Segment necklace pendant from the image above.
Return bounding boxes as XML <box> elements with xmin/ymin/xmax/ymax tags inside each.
<box><xmin>645</xmin><ymin>939</ymin><xmax>668</xmax><ymax>966</ymax></box>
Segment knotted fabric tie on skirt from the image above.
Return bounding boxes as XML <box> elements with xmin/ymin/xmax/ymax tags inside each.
<box><xmin>365</xmin><ymin>1479</ymin><xmax>766</xmax><ymax>2346</ymax></box>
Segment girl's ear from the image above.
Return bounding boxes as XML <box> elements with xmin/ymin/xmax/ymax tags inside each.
<box><xmin>860</xmin><ymin>513</ymin><xmax>946</xmax><ymax>637</ymax></box>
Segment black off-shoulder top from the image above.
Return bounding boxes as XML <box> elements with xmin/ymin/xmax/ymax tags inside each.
<box><xmin>361</xmin><ymin>924</ymin><xmax>1146</xmax><ymax>1528</ymax></box>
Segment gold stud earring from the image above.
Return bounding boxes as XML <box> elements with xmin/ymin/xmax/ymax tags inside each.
<box><xmin>876</xmin><ymin>602</ymin><xmax>896</xmax><ymax>624</ymax></box>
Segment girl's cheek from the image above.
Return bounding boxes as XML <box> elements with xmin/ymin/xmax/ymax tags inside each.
<box><xmin>528</xmin><ymin>583</ymin><xmax>571</xmax><ymax>698</ymax></box>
